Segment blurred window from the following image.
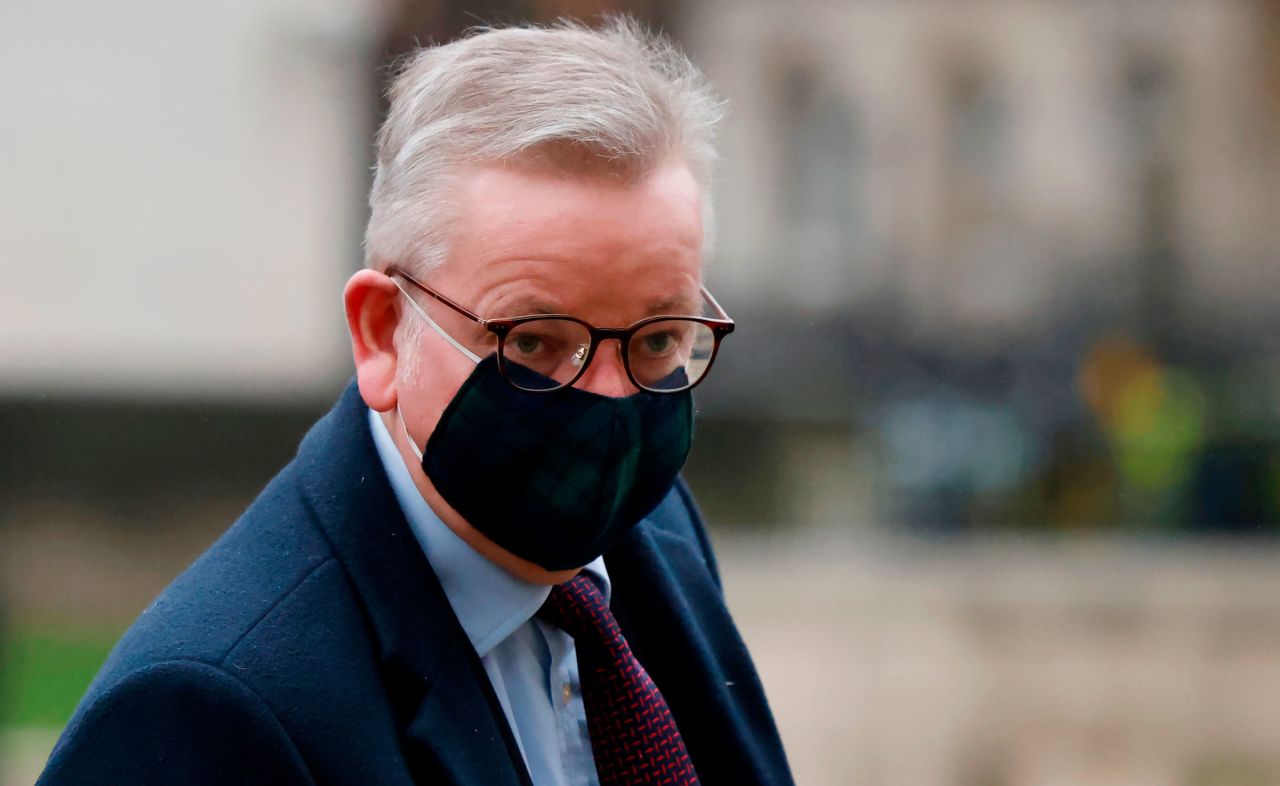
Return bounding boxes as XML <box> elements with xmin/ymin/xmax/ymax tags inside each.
<box><xmin>778</xmin><ymin>64</ymin><xmax>868</xmax><ymax>270</ymax></box>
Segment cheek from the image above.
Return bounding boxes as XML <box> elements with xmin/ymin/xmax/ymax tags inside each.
<box><xmin>398</xmin><ymin>342</ymin><xmax>477</xmax><ymax>443</ymax></box>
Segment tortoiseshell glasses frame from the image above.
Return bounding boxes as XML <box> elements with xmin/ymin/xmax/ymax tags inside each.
<box><xmin>386</xmin><ymin>266</ymin><xmax>735</xmax><ymax>394</ymax></box>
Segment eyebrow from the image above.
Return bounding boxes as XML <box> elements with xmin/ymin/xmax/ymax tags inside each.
<box><xmin>500</xmin><ymin>300</ymin><xmax>560</xmax><ymax>317</ymax></box>
<box><xmin>646</xmin><ymin>295</ymin><xmax>699</xmax><ymax>315</ymax></box>
<box><xmin>495</xmin><ymin>293</ymin><xmax>700</xmax><ymax>319</ymax></box>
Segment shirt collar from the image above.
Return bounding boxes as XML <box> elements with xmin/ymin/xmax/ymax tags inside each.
<box><xmin>367</xmin><ymin>407</ymin><xmax>610</xmax><ymax>657</ymax></box>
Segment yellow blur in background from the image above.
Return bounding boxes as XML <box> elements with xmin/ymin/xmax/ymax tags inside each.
<box><xmin>3</xmin><ymin>1</ymin><xmax>1280</xmax><ymax>785</ymax></box>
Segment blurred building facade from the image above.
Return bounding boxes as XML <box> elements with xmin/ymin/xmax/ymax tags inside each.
<box><xmin>692</xmin><ymin>0</ymin><xmax>1280</xmax><ymax>341</ymax></box>
<box><xmin>681</xmin><ymin>0</ymin><xmax>1280</xmax><ymax>536</ymax></box>
<box><xmin>0</xmin><ymin>0</ymin><xmax>381</xmax><ymax>401</ymax></box>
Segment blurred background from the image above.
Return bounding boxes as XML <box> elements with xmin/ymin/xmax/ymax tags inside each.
<box><xmin>3</xmin><ymin>0</ymin><xmax>1280</xmax><ymax>783</ymax></box>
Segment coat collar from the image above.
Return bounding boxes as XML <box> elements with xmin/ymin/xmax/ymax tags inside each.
<box><xmin>293</xmin><ymin>379</ymin><xmax>532</xmax><ymax>786</ymax></box>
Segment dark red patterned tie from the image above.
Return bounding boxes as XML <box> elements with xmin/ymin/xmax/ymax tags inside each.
<box><xmin>538</xmin><ymin>573</ymin><xmax>699</xmax><ymax>785</ymax></box>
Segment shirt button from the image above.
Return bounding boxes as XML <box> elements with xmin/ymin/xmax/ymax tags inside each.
<box><xmin>561</xmin><ymin>682</ymin><xmax>572</xmax><ymax>705</ymax></box>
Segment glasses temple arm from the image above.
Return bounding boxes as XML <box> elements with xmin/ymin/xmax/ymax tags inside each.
<box><xmin>391</xmin><ymin>279</ymin><xmax>484</xmax><ymax>363</ymax></box>
<box><xmin>700</xmin><ymin>284</ymin><xmax>733</xmax><ymax>322</ymax></box>
<box><xmin>388</xmin><ymin>267</ymin><xmax>490</xmax><ymax>321</ymax></box>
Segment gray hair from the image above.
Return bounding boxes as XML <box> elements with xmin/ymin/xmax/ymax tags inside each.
<box><xmin>363</xmin><ymin>17</ymin><xmax>725</xmax><ymax>276</ymax></box>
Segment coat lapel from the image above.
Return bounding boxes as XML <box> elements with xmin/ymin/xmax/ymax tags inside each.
<box><xmin>404</xmin><ymin>639</ymin><xmax>531</xmax><ymax>785</ymax></box>
<box><xmin>293</xmin><ymin>380</ymin><xmax>530</xmax><ymax>786</ymax></box>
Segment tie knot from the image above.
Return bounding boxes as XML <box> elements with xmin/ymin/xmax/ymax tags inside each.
<box><xmin>537</xmin><ymin>573</ymin><xmax>617</xmax><ymax>644</ymax></box>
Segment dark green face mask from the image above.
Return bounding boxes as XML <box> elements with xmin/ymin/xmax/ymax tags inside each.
<box><xmin>405</xmin><ymin>355</ymin><xmax>693</xmax><ymax>571</ymax></box>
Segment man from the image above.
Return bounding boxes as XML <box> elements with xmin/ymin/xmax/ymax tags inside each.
<box><xmin>38</xmin><ymin>19</ymin><xmax>793</xmax><ymax>786</ymax></box>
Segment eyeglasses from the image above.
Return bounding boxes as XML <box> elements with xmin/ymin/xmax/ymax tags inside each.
<box><xmin>387</xmin><ymin>266</ymin><xmax>735</xmax><ymax>394</ymax></box>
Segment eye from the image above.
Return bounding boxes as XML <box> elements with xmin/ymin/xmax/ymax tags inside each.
<box><xmin>642</xmin><ymin>331</ymin><xmax>677</xmax><ymax>355</ymax></box>
<box><xmin>512</xmin><ymin>334</ymin><xmax>544</xmax><ymax>355</ymax></box>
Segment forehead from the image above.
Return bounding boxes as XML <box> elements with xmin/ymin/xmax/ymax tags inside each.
<box><xmin>437</xmin><ymin>160</ymin><xmax>705</xmax><ymax>319</ymax></box>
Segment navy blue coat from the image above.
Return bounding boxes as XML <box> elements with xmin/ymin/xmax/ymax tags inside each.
<box><xmin>38</xmin><ymin>380</ymin><xmax>794</xmax><ymax>786</ymax></box>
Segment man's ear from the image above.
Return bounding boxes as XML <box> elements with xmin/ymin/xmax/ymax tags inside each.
<box><xmin>344</xmin><ymin>269</ymin><xmax>402</xmax><ymax>412</ymax></box>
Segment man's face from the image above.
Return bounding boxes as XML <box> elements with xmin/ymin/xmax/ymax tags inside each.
<box><xmin>381</xmin><ymin>157</ymin><xmax>704</xmax><ymax>582</ymax></box>
<box><xmin>398</xmin><ymin>158</ymin><xmax>704</xmax><ymax>441</ymax></box>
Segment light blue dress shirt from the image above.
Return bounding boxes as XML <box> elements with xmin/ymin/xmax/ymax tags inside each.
<box><xmin>368</xmin><ymin>408</ymin><xmax>603</xmax><ymax>786</ymax></box>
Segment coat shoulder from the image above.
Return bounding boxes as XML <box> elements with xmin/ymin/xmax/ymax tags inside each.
<box><xmin>80</xmin><ymin>461</ymin><xmax>338</xmax><ymax>709</ymax></box>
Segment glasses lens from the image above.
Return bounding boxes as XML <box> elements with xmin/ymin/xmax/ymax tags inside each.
<box><xmin>501</xmin><ymin>318</ymin><xmax>594</xmax><ymax>391</ymax></box>
<box><xmin>628</xmin><ymin>319</ymin><xmax>716</xmax><ymax>392</ymax></box>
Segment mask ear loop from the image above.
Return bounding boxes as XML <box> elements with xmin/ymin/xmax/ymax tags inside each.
<box><xmin>389</xmin><ymin>277</ymin><xmax>483</xmax><ymax>463</ymax></box>
<box><xmin>395</xmin><ymin>406</ymin><xmax>425</xmax><ymax>462</ymax></box>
